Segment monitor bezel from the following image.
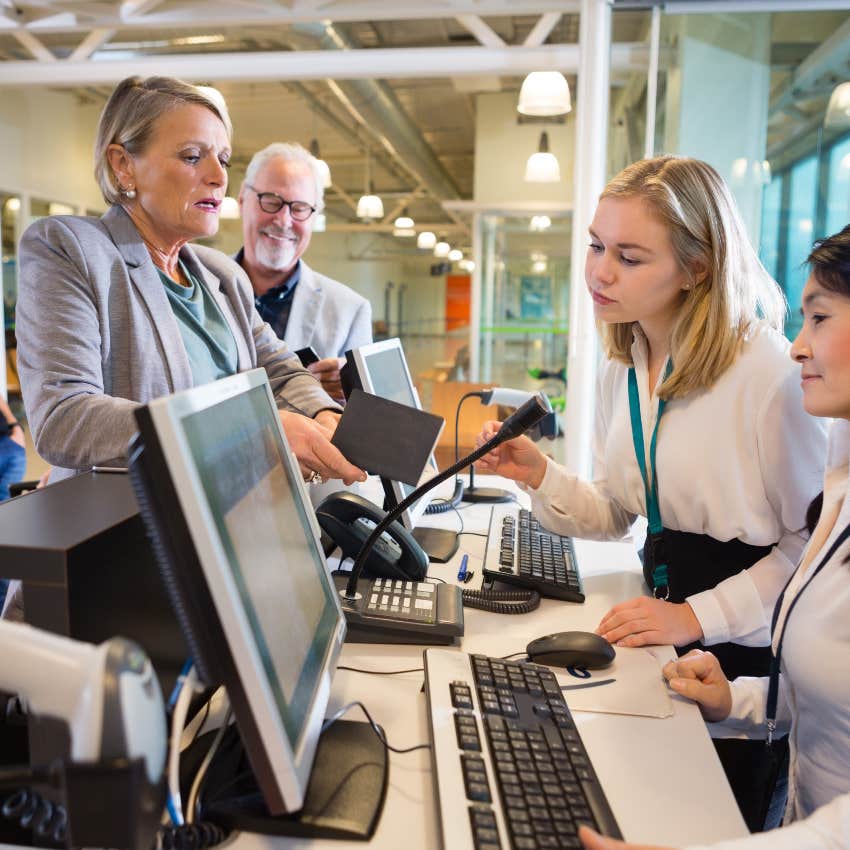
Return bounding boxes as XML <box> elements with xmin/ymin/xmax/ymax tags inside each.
<box><xmin>348</xmin><ymin>338</ymin><xmax>438</xmax><ymax>530</ymax></box>
<box><xmin>137</xmin><ymin>369</ymin><xmax>346</xmax><ymax>815</ymax></box>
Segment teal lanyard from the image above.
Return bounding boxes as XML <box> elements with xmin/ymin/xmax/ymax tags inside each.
<box><xmin>627</xmin><ymin>360</ymin><xmax>673</xmax><ymax>596</ymax></box>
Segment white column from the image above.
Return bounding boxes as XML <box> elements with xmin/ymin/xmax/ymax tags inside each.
<box><xmin>469</xmin><ymin>212</ymin><xmax>482</xmax><ymax>381</ymax></box>
<box><xmin>564</xmin><ymin>0</ymin><xmax>610</xmax><ymax>476</ymax></box>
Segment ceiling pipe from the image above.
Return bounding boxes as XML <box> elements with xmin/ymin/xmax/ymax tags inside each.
<box><xmin>289</xmin><ymin>21</ymin><xmax>463</xmax><ymax>205</ymax></box>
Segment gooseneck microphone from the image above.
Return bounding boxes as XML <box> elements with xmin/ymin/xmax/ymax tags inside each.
<box><xmin>342</xmin><ymin>393</ymin><xmax>551</xmax><ymax>600</ymax></box>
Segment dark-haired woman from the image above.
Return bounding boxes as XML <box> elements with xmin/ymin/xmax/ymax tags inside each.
<box><xmin>580</xmin><ymin>226</ymin><xmax>850</xmax><ymax>849</ymax></box>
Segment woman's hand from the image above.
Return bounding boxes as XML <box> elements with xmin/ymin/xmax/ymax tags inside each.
<box><xmin>308</xmin><ymin>357</ymin><xmax>346</xmax><ymax>403</ymax></box>
<box><xmin>279</xmin><ymin>410</ymin><xmax>366</xmax><ymax>485</ymax></box>
<box><xmin>662</xmin><ymin>649</ymin><xmax>732</xmax><ymax>723</ymax></box>
<box><xmin>579</xmin><ymin>825</ymin><xmax>674</xmax><ymax>850</ymax></box>
<box><xmin>473</xmin><ymin>421</ymin><xmax>548</xmax><ymax>488</ymax></box>
<box><xmin>596</xmin><ymin>597</ymin><xmax>703</xmax><ymax>648</ymax></box>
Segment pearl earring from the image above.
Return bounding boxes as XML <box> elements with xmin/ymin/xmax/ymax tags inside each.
<box><xmin>123</xmin><ymin>186</ymin><xmax>136</xmax><ymax>200</ymax></box>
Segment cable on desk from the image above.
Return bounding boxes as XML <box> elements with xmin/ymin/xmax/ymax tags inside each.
<box><xmin>157</xmin><ymin>820</ymin><xmax>229</xmax><ymax>850</ymax></box>
<box><xmin>458</xmin><ymin>530</ymin><xmax>489</xmax><ymax>539</ymax></box>
<box><xmin>462</xmin><ymin>587</ymin><xmax>541</xmax><ymax>615</ymax></box>
<box><xmin>337</xmin><ymin>665</ymin><xmax>424</xmax><ymax>676</ymax></box>
<box><xmin>501</xmin><ymin>651</ymin><xmax>531</xmax><ymax>661</ymax></box>
<box><xmin>322</xmin><ymin>701</ymin><xmax>430</xmax><ymax>754</ymax></box>
<box><xmin>2</xmin><ymin>787</ymin><xmax>68</xmax><ymax>842</ymax></box>
<box><xmin>186</xmin><ymin>706</ymin><xmax>233</xmax><ymax>824</ymax></box>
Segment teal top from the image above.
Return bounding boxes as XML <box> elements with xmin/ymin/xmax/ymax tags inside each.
<box><xmin>159</xmin><ymin>261</ymin><xmax>239</xmax><ymax>386</ymax></box>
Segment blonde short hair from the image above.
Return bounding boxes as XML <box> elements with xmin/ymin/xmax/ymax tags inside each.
<box><xmin>598</xmin><ymin>156</ymin><xmax>786</xmax><ymax>400</ymax></box>
<box><xmin>94</xmin><ymin>76</ymin><xmax>233</xmax><ymax>206</ymax></box>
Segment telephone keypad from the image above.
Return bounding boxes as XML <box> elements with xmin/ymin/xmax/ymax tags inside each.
<box><xmin>365</xmin><ymin>577</ymin><xmax>437</xmax><ymax>623</ymax></box>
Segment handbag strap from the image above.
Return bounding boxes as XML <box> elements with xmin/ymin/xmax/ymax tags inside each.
<box><xmin>628</xmin><ymin>359</ymin><xmax>672</xmax><ymax>597</ymax></box>
<box><xmin>766</xmin><ymin>519</ymin><xmax>850</xmax><ymax>743</ymax></box>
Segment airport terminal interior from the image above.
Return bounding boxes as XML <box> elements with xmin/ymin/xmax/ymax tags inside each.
<box><xmin>1</xmin><ymin>1</ymin><xmax>850</xmax><ymax>849</ymax></box>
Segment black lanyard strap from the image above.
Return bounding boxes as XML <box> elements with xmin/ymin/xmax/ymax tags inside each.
<box><xmin>765</xmin><ymin>519</ymin><xmax>850</xmax><ymax>744</ymax></box>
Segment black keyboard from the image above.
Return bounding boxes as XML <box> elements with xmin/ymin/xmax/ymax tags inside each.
<box><xmin>483</xmin><ymin>506</ymin><xmax>584</xmax><ymax>603</ymax></box>
<box><xmin>425</xmin><ymin>649</ymin><xmax>621</xmax><ymax>850</ymax></box>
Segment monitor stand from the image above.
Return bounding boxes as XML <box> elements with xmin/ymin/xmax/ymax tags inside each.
<box><xmin>187</xmin><ymin>718</ymin><xmax>388</xmax><ymax>841</ymax></box>
<box><xmin>413</xmin><ymin>526</ymin><xmax>460</xmax><ymax>563</ymax></box>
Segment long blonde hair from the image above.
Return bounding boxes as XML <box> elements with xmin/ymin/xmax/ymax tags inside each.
<box><xmin>598</xmin><ymin>156</ymin><xmax>786</xmax><ymax>400</ymax></box>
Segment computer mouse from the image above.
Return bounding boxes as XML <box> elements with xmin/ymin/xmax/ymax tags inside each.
<box><xmin>526</xmin><ymin>631</ymin><xmax>615</xmax><ymax>669</ymax></box>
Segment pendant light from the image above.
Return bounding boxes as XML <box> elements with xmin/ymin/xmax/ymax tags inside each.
<box><xmin>356</xmin><ymin>148</ymin><xmax>383</xmax><ymax>221</ymax></box>
<box><xmin>308</xmin><ymin>139</ymin><xmax>332</xmax><ymax>188</ymax></box>
<box><xmin>825</xmin><ymin>82</ymin><xmax>850</xmax><ymax>128</ymax></box>
<box><xmin>530</xmin><ymin>215</ymin><xmax>552</xmax><ymax>231</ymax></box>
<box><xmin>219</xmin><ymin>197</ymin><xmax>240</xmax><ymax>219</ymax></box>
<box><xmin>433</xmin><ymin>237</ymin><xmax>451</xmax><ymax>258</ymax></box>
<box><xmin>394</xmin><ymin>208</ymin><xmax>415</xmax><ymax>229</ymax></box>
<box><xmin>417</xmin><ymin>231</ymin><xmax>436</xmax><ymax>250</ymax></box>
<box><xmin>517</xmin><ymin>71</ymin><xmax>571</xmax><ymax>116</ymax></box>
<box><xmin>524</xmin><ymin>132</ymin><xmax>561</xmax><ymax>183</ymax></box>
<box><xmin>448</xmin><ymin>248</ymin><xmax>463</xmax><ymax>262</ymax></box>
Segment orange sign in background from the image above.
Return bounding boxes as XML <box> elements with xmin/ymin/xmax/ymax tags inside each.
<box><xmin>445</xmin><ymin>273</ymin><xmax>471</xmax><ymax>331</ymax></box>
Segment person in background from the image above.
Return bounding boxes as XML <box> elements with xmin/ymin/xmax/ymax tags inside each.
<box><xmin>236</xmin><ymin>142</ymin><xmax>372</xmax><ymax>402</ymax></box>
<box><xmin>580</xmin><ymin>224</ymin><xmax>850</xmax><ymax>850</ymax></box>
<box><xmin>15</xmin><ymin>77</ymin><xmax>364</xmax><ymax>487</ymax></box>
<box><xmin>476</xmin><ymin>156</ymin><xmax>827</xmax><ymax>829</ymax></box>
<box><xmin>0</xmin><ymin>392</ymin><xmax>25</xmax><ymax>501</ymax></box>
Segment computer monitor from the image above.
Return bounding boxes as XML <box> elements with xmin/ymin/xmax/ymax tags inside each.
<box><xmin>128</xmin><ymin>369</ymin><xmax>386</xmax><ymax>836</ymax></box>
<box><xmin>347</xmin><ymin>338</ymin><xmax>458</xmax><ymax>562</ymax></box>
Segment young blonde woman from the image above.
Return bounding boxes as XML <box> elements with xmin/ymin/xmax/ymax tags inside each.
<box><xmin>476</xmin><ymin>156</ymin><xmax>827</xmax><ymax>828</ymax></box>
<box><xmin>580</xmin><ymin>225</ymin><xmax>850</xmax><ymax>850</ymax></box>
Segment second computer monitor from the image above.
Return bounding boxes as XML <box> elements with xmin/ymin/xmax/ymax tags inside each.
<box><xmin>348</xmin><ymin>338</ymin><xmax>438</xmax><ymax>531</ymax></box>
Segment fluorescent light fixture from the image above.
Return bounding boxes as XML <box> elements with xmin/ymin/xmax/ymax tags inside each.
<box><xmin>525</xmin><ymin>132</ymin><xmax>561</xmax><ymax>183</ymax></box>
<box><xmin>219</xmin><ymin>196</ymin><xmax>240</xmax><ymax>219</ymax></box>
<box><xmin>518</xmin><ymin>71</ymin><xmax>571</xmax><ymax>117</ymax></box>
<box><xmin>825</xmin><ymin>81</ymin><xmax>850</xmax><ymax>128</ymax></box>
<box><xmin>434</xmin><ymin>239</ymin><xmax>451</xmax><ymax>258</ymax></box>
<box><xmin>530</xmin><ymin>215</ymin><xmax>552</xmax><ymax>231</ymax></box>
<box><xmin>448</xmin><ymin>248</ymin><xmax>463</xmax><ymax>262</ymax></box>
<box><xmin>417</xmin><ymin>231</ymin><xmax>436</xmax><ymax>250</ymax></box>
<box><xmin>356</xmin><ymin>194</ymin><xmax>384</xmax><ymax>220</ymax></box>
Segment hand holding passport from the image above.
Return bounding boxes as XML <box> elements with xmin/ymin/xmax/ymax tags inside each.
<box><xmin>330</xmin><ymin>389</ymin><xmax>444</xmax><ymax>486</ymax></box>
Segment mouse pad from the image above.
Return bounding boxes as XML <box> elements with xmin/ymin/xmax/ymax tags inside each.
<box><xmin>330</xmin><ymin>388</ymin><xmax>444</xmax><ymax>486</ymax></box>
<box><xmin>556</xmin><ymin>646</ymin><xmax>673</xmax><ymax>718</ymax></box>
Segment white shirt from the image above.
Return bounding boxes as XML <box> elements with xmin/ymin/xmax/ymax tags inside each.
<box><xmin>687</xmin><ymin>420</ymin><xmax>850</xmax><ymax>850</ymax></box>
<box><xmin>528</xmin><ymin>325</ymin><xmax>827</xmax><ymax>645</ymax></box>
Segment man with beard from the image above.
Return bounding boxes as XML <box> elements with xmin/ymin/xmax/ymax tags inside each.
<box><xmin>236</xmin><ymin>143</ymin><xmax>372</xmax><ymax>402</ymax></box>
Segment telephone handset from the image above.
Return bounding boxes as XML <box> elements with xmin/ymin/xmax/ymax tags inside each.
<box><xmin>315</xmin><ymin>491</ymin><xmax>429</xmax><ymax>582</ymax></box>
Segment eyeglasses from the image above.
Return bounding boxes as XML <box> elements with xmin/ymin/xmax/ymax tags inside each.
<box><xmin>247</xmin><ymin>185</ymin><xmax>316</xmax><ymax>221</ymax></box>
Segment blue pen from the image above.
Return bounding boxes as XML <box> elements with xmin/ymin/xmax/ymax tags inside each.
<box><xmin>457</xmin><ymin>554</ymin><xmax>469</xmax><ymax>582</ymax></box>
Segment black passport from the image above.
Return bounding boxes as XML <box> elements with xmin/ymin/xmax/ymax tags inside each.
<box><xmin>330</xmin><ymin>389</ymin><xmax>444</xmax><ymax>486</ymax></box>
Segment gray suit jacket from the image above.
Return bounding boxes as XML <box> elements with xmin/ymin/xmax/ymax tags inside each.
<box><xmin>285</xmin><ymin>261</ymin><xmax>373</xmax><ymax>358</ymax></box>
<box><xmin>16</xmin><ymin>205</ymin><xmax>338</xmax><ymax>479</ymax></box>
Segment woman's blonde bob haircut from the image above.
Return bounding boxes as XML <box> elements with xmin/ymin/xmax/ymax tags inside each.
<box><xmin>94</xmin><ymin>76</ymin><xmax>233</xmax><ymax>206</ymax></box>
<box><xmin>598</xmin><ymin>156</ymin><xmax>786</xmax><ymax>400</ymax></box>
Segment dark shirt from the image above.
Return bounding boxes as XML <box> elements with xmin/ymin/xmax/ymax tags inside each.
<box><xmin>236</xmin><ymin>249</ymin><xmax>301</xmax><ymax>340</ymax></box>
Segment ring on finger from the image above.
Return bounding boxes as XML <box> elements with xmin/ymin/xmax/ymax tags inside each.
<box><xmin>306</xmin><ymin>470</ymin><xmax>324</xmax><ymax>484</ymax></box>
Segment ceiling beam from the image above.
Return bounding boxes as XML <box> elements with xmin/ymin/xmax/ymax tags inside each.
<box><xmin>455</xmin><ymin>15</ymin><xmax>506</xmax><ymax>48</ymax></box>
<box><xmin>524</xmin><ymin>12</ymin><xmax>562</xmax><ymax>47</ymax></box>
<box><xmin>11</xmin><ymin>29</ymin><xmax>56</xmax><ymax>62</ymax></box>
<box><xmin>69</xmin><ymin>27</ymin><xmax>116</xmax><ymax>60</ymax></box>
<box><xmin>0</xmin><ymin>42</ymin><xmax>650</xmax><ymax>86</ymax></box>
<box><xmin>0</xmin><ymin>1</ymin><xmax>582</xmax><ymax>34</ymax></box>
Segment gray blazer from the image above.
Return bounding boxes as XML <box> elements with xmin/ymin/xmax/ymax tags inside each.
<box><xmin>284</xmin><ymin>261</ymin><xmax>373</xmax><ymax>358</ymax></box>
<box><xmin>16</xmin><ymin>205</ymin><xmax>338</xmax><ymax>479</ymax></box>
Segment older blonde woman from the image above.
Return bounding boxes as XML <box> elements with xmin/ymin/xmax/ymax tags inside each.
<box><xmin>15</xmin><ymin>76</ymin><xmax>364</xmax><ymax>485</ymax></box>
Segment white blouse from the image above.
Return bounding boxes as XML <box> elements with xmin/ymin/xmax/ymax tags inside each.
<box><xmin>528</xmin><ymin>325</ymin><xmax>828</xmax><ymax>645</ymax></box>
<box><xmin>687</xmin><ymin>421</ymin><xmax>850</xmax><ymax>850</ymax></box>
